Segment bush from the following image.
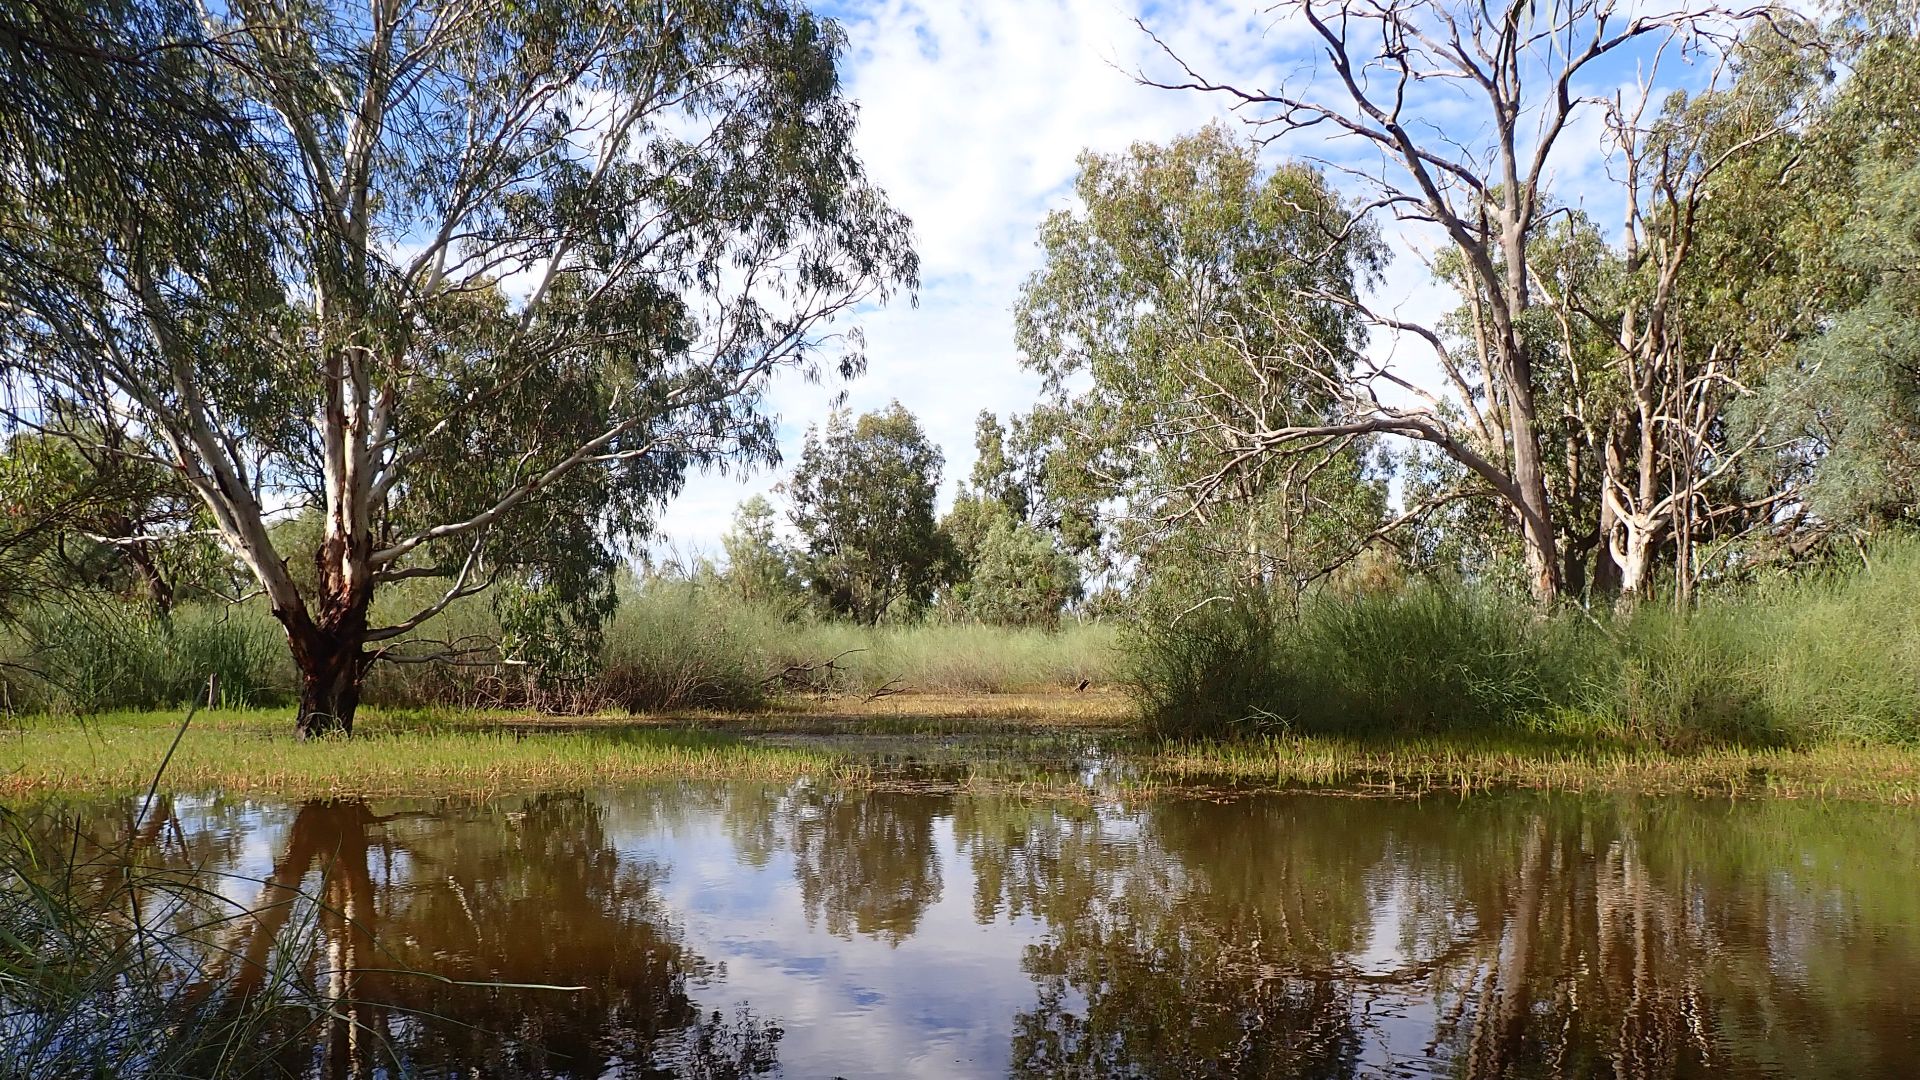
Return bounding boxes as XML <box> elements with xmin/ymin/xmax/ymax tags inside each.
<box><xmin>1124</xmin><ymin>591</ymin><xmax>1291</xmax><ymax>739</ymax></box>
<box><xmin>1127</xmin><ymin>584</ymin><xmax>1589</xmax><ymax>739</ymax></box>
<box><xmin>596</xmin><ymin>580</ymin><xmax>767</xmax><ymax>711</ymax></box>
<box><xmin>1125</xmin><ymin>539</ymin><xmax>1920</xmax><ymax>747</ymax></box>
<box><xmin>0</xmin><ymin>573</ymin><xmax>1121</xmax><ymax>718</ymax></box>
<box><xmin>2</xmin><ymin>602</ymin><xmax>287</xmax><ymax>714</ymax></box>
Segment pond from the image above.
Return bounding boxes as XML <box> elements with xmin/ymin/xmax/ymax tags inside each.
<box><xmin>25</xmin><ymin>781</ymin><xmax>1920</xmax><ymax>1078</ymax></box>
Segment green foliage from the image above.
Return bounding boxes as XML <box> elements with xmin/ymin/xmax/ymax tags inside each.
<box><xmin>0</xmin><ymin>428</ymin><xmax>215</xmax><ymax>615</ymax></box>
<box><xmin>951</xmin><ymin>517</ymin><xmax>1081</xmax><ymax>629</ymax></box>
<box><xmin>494</xmin><ymin>572</ymin><xmax>616</xmax><ymax>682</ymax></box>
<box><xmin>720</xmin><ymin>495</ymin><xmax>807</xmax><ymax>613</ymax></box>
<box><xmin>0</xmin><ymin>0</ymin><xmax>917</xmax><ymax>731</ymax></box>
<box><xmin>1708</xmin><ymin>16</ymin><xmax>1920</xmax><ymax>542</ymax></box>
<box><xmin>1</xmin><ymin>601</ymin><xmax>287</xmax><ymax>713</ymax></box>
<box><xmin>785</xmin><ymin>403</ymin><xmax>948</xmax><ymax>623</ymax></box>
<box><xmin>1127</xmin><ymin>538</ymin><xmax>1920</xmax><ymax>746</ymax></box>
<box><xmin>939</xmin><ymin>494</ymin><xmax>1081</xmax><ymax>628</ymax></box>
<box><xmin>1011</xmin><ymin>123</ymin><xmax>1386</xmax><ymax>585</ymax></box>
<box><xmin>1752</xmin><ymin>157</ymin><xmax>1920</xmax><ymax>529</ymax></box>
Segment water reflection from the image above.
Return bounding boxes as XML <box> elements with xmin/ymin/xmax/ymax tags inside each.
<box><xmin>145</xmin><ymin>794</ymin><xmax>781</xmax><ymax>1078</ymax></box>
<box><xmin>33</xmin><ymin>786</ymin><xmax>1920</xmax><ymax>1078</ymax></box>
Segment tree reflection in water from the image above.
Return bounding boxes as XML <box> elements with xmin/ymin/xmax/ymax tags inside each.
<box><xmin>722</xmin><ymin>781</ymin><xmax>948</xmax><ymax>945</ymax></box>
<box><xmin>198</xmin><ymin>795</ymin><xmax>781</xmax><ymax>1079</ymax></box>
<box><xmin>55</xmin><ymin>785</ymin><xmax>1920</xmax><ymax>1078</ymax></box>
<box><xmin>955</xmin><ymin>791</ymin><xmax>1920</xmax><ymax>1079</ymax></box>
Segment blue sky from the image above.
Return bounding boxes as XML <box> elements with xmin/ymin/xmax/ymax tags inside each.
<box><xmin>649</xmin><ymin>0</ymin><xmax>1729</xmax><ymax>559</ymax></box>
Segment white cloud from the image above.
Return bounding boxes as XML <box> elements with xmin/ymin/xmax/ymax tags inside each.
<box><xmin>652</xmin><ymin>0</ymin><xmax>1725</xmax><ymax>557</ymax></box>
<box><xmin>655</xmin><ymin>0</ymin><xmax>1276</xmax><ymax>554</ymax></box>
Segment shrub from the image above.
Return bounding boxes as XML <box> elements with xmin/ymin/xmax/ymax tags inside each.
<box><xmin>1126</xmin><ymin>584</ymin><xmax>1590</xmax><ymax>739</ymax></box>
<box><xmin>597</xmin><ymin>580</ymin><xmax>766</xmax><ymax>711</ymax></box>
<box><xmin>1</xmin><ymin>602</ymin><xmax>287</xmax><ymax>714</ymax></box>
<box><xmin>1124</xmin><ymin>540</ymin><xmax>1920</xmax><ymax>747</ymax></box>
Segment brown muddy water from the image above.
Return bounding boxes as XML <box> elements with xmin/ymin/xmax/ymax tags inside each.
<box><xmin>19</xmin><ymin>782</ymin><xmax>1920</xmax><ymax>1078</ymax></box>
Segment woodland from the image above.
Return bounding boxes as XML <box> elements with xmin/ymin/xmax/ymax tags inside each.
<box><xmin>1</xmin><ymin>0</ymin><xmax>1918</xmax><ymax>744</ymax></box>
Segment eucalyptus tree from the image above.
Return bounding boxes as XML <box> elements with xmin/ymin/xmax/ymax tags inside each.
<box><xmin>721</xmin><ymin>494</ymin><xmax>803</xmax><ymax>610</ymax></box>
<box><xmin>1733</xmin><ymin>8</ymin><xmax>1920</xmax><ymax>547</ymax></box>
<box><xmin>1140</xmin><ymin>0</ymin><xmax>1762</xmax><ymax>602</ymax></box>
<box><xmin>784</xmin><ymin>403</ymin><xmax>946</xmax><ymax>624</ymax></box>
<box><xmin>0</xmin><ymin>428</ymin><xmax>203</xmax><ymax>614</ymax></box>
<box><xmin>0</xmin><ymin>0</ymin><xmax>915</xmax><ymax>733</ymax></box>
<box><xmin>1566</xmin><ymin>23</ymin><xmax>1824</xmax><ymax>600</ymax></box>
<box><xmin>945</xmin><ymin>512</ymin><xmax>1082</xmax><ymax>628</ymax></box>
<box><xmin>1013</xmin><ymin>125</ymin><xmax>1387</xmax><ymax>595</ymax></box>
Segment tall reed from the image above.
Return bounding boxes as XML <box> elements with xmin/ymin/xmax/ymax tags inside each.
<box><xmin>1126</xmin><ymin>538</ymin><xmax>1920</xmax><ymax>746</ymax></box>
<box><xmin>0</xmin><ymin>801</ymin><xmax>327</xmax><ymax>1076</ymax></box>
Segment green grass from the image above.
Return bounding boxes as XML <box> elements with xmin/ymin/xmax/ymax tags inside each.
<box><xmin>0</xmin><ymin>707</ymin><xmax>864</xmax><ymax>799</ymax></box>
<box><xmin>0</xmin><ymin>578</ymin><xmax>1121</xmax><ymax>715</ymax></box>
<box><xmin>1148</xmin><ymin>733</ymin><xmax>1920</xmax><ymax>804</ymax></box>
<box><xmin>8</xmin><ymin>695</ymin><xmax>1920</xmax><ymax>804</ymax></box>
<box><xmin>1126</xmin><ymin>537</ymin><xmax>1920</xmax><ymax>747</ymax></box>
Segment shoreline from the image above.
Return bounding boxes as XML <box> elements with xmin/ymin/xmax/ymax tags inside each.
<box><xmin>5</xmin><ymin>691</ymin><xmax>1918</xmax><ymax>804</ymax></box>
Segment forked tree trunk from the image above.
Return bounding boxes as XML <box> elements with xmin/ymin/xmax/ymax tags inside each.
<box><xmin>1612</xmin><ymin>514</ymin><xmax>1662</xmax><ymax>604</ymax></box>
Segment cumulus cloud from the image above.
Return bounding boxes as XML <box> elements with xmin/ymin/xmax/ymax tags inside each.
<box><xmin>652</xmin><ymin>0</ymin><xmax>1714</xmax><ymax>556</ymax></box>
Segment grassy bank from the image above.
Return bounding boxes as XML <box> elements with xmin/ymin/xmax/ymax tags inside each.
<box><xmin>0</xmin><ymin>706</ymin><xmax>865</xmax><ymax>800</ymax></box>
<box><xmin>1148</xmin><ymin>734</ymin><xmax>1920</xmax><ymax>804</ymax></box>
<box><xmin>9</xmin><ymin>694</ymin><xmax>1920</xmax><ymax>804</ymax></box>
<box><xmin>1128</xmin><ymin>539</ymin><xmax>1920</xmax><ymax>747</ymax></box>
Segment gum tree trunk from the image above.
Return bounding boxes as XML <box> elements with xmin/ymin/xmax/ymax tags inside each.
<box><xmin>280</xmin><ymin>598</ymin><xmax>371</xmax><ymax>739</ymax></box>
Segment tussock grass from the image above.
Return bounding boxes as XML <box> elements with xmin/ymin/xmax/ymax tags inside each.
<box><xmin>0</xmin><ymin>579</ymin><xmax>1121</xmax><ymax>717</ymax></box>
<box><xmin>0</xmin><ymin>602</ymin><xmax>289</xmax><ymax>714</ymax></box>
<box><xmin>1127</xmin><ymin>538</ymin><xmax>1920</xmax><ymax>747</ymax></box>
<box><xmin>751</xmin><ymin>617</ymin><xmax>1118</xmax><ymax>694</ymax></box>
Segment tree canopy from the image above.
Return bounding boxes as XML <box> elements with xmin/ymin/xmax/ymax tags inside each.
<box><xmin>1012</xmin><ymin>124</ymin><xmax>1388</xmax><ymax>595</ymax></box>
<box><xmin>0</xmin><ymin>0</ymin><xmax>916</xmax><ymax>732</ymax></box>
<box><xmin>784</xmin><ymin>403</ymin><xmax>947</xmax><ymax>624</ymax></box>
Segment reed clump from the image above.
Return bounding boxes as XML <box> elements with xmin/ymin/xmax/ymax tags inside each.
<box><xmin>1126</xmin><ymin>538</ymin><xmax>1920</xmax><ymax>748</ymax></box>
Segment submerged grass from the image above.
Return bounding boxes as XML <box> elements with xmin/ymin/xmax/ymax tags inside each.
<box><xmin>1148</xmin><ymin>734</ymin><xmax>1920</xmax><ymax>804</ymax></box>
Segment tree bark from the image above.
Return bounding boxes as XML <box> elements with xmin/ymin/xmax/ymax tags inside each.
<box><xmin>1509</xmin><ymin>414</ymin><xmax>1564</xmax><ymax>603</ymax></box>
<box><xmin>280</xmin><ymin>601</ymin><xmax>371</xmax><ymax>738</ymax></box>
<box><xmin>122</xmin><ymin>539</ymin><xmax>175</xmax><ymax>615</ymax></box>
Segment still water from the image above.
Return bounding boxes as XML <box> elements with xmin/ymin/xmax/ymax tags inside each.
<box><xmin>56</xmin><ymin>783</ymin><xmax>1920</xmax><ymax>1077</ymax></box>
